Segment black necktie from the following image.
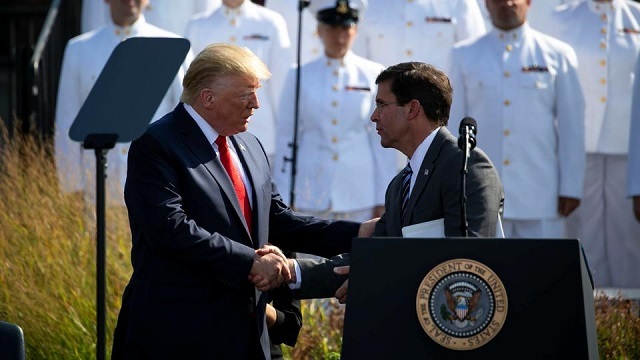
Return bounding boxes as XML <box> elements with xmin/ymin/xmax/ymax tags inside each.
<box><xmin>401</xmin><ymin>163</ymin><xmax>412</xmax><ymax>221</ymax></box>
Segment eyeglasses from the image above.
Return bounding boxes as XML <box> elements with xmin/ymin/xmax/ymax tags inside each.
<box><xmin>375</xmin><ymin>101</ymin><xmax>399</xmax><ymax>111</ymax></box>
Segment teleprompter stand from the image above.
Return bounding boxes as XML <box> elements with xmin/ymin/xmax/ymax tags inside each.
<box><xmin>341</xmin><ymin>237</ymin><xmax>598</xmax><ymax>360</ymax></box>
<box><xmin>69</xmin><ymin>37</ymin><xmax>190</xmax><ymax>360</ymax></box>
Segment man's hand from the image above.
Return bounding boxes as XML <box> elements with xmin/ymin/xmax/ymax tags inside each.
<box><xmin>558</xmin><ymin>196</ymin><xmax>580</xmax><ymax>217</ymax></box>
<box><xmin>358</xmin><ymin>217</ymin><xmax>380</xmax><ymax>238</ymax></box>
<box><xmin>634</xmin><ymin>196</ymin><xmax>640</xmax><ymax>222</ymax></box>
<box><xmin>266</xmin><ymin>304</ymin><xmax>277</xmax><ymax>328</ymax></box>
<box><xmin>334</xmin><ymin>265</ymin><xmax>350</xmax><ymax>304</ymax></box>
<box><xmin>249</xmin><ymin>251</ymin><xmax>291</xmax><ymax>291</ymax></box>
<box><xmin>256</xmin><ymin>244</ymin><xmax>287</xmax><ymax>261</ymax></box>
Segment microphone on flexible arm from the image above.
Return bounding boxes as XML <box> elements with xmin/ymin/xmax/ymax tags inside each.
<box><xmin>457</xmin><ymin>117</ymin><xmax>478</xmax><ymax>237</ymax></box>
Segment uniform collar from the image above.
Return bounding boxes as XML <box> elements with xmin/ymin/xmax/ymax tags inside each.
<box><xmin>108</xmin><ymin>15</ymin><xmax>147</xmax><ymax>40</ymax></box>
<box><xmin>324</xmin><ymin>51</ymin><xmax>354</xmax><ymax>68</ymax></box>
<box><xmin>588</xmin><ymin>0</ymin><xmax>618</xmax><ymax>14</ymax></box>
<box><xmin>492</xmin><ymin>22</ymin><xmax>528</xmax><ymax>43</ymax></box>
<box><xmin>491</xmin><ymin>22</ymin><xmax>528</xmax><ymax>52</ymax></box>
<box><xmin>222</xmin><ymin>1</ymin><xmax>248</xmax><ymax>17</ymax></box>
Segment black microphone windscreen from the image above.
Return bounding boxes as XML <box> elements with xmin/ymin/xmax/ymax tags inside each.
<box><xmin>459</xmin><ymin>117</ymin><xmax>477</xmax><ymax>133</ymax></box>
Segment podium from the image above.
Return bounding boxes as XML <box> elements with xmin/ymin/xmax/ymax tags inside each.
<box><xmin>341</xmin><ymin>238</ymin><xmax>598</xmax><ymax>359</ymax></box>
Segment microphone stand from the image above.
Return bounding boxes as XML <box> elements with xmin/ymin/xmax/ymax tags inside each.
<box><xmin>459</xmin><ymin>129</ymin><xmax>471</xmax><ymax>237</ymax></box>
<box><xmin>284</xmin><ymin>0</ymin><xmax>310</xmax><ymax>209</ymax></box>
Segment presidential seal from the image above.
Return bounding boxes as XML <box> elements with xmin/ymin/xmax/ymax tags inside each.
<box><xmin>416</xmin><ymin>259</ymin><xmax>507</xmax><ymax>351</ymax></box>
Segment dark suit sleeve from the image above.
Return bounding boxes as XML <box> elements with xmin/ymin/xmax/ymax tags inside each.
<box><xmin>267</xmin><ymin>285</ymin><xmax>302</xmax><ymax>347</ymax></box>
<box><xmin>295</xmin><ymin>254</ymin><xmax>350</xmax><ymax>299</ymax></box>
<box><xmin>268</xmin><ymin>184</ymin><xmax>361</xmax><ymax>258</ymax></box>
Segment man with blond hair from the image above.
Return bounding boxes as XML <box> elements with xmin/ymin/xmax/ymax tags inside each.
<box><xmin>112</xmin><ymin>43</ymin><xmax>370</xmax><ymax>359</ymax></box>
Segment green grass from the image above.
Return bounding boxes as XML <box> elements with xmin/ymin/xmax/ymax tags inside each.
<box><xmin>0</xmin><ymin>124</ymin><xmax>638</xmax><ymax>359</ymax></box>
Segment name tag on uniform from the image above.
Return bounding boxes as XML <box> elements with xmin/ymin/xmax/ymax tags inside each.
<box><xmin>243</xmin><ymin>34</ymin><xmax>269</xmax><ymax>40</ymax></box>
<box><xmin>425</xmin><ymin>17</ymin><xmax>452</xmax><ymax>23</ymax></box>
<box><xmin>345</xmin><ymin>86</ymin><xmax>371</xmax><ymax>92</ymax></box>
<box><xmin>521</xmin><ymin>65</ymin><xmax>549</xmax><ymax>73</ymax></box>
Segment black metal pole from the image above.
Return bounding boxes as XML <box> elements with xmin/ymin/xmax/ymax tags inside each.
<box><xmin>459</xmin><ymin>133</ymin><xmax>469</xmax><ymax>237</ymax></box>
<box><xmin>95</xmin><ymin>148</ymin><xmax>107</xmax><ymax>360</ymax></box>
<box><xmin>285</xmin><ymin>0</ymin><xmax>310</xmax><ymax>209</ymax></box>
<box><xmin>85</xmin><ymin>134</ymin><xmax>116</xmax><ymax>360</ymax></box>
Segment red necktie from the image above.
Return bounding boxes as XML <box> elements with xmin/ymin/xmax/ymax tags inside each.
<box><xmin>215</xmin><ymin>136</ymin><xmax>252</xmax><ymax>232</ymax></box>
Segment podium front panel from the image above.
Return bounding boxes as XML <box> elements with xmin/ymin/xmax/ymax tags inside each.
<box><xmin>341</xmin><ymin>238</ymin><xmax>596</xmax><ymax>360</ymax></box>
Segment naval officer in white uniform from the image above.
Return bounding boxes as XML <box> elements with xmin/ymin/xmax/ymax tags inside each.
<box><xmin>274</xmin><ymin>0</ymin><xmax>397</xmax><ymax>221</ymax></box>
<box><xmin>545</xmin><ymin>0</ymin><xmax>640</xmax><ymax>287</ymax></box>
<box><xmin>55</xmin><ymin>0</ymin><xmax>192</xmax><ymax>205</ymax></box>
<box><xmin>449</xmin><ymin>0</ymin><xmax>586</xmax><ymax>238</ymax></box>
<box><xmin>185</xmin><ymin>0</ymin><xmax>293</xmax><ymax>165</ymax></box>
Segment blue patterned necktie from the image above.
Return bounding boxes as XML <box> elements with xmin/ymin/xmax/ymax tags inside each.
<box><xmin>401</xmin><ymin>163</ymin><xmax>412</xmax><ymax>221</ymax></box>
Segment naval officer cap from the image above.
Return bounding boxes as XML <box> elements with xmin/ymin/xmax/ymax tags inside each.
<box><xmin>312</xmin><ymin>0</ymin><xmax>367</xmax><ymax>26</ymax></box>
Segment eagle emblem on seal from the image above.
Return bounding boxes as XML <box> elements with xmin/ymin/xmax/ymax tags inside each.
<box><xmin>441</xmin><ymin>281</ymin><xmax>485</xmax><ymax>328</ymax></box>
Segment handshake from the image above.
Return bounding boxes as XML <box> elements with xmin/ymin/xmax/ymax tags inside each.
<box><xmin>247</xmin><ymin>244</ymin><xmax>295</xmax><ymax>292</ymax></box>
<box><xmin>247</xmin><ymin>245</ymin><xmax>351</xmax><ymax>303</ymax></box>
<box><xmin>246</xmin><ymin>218</ymin><xmax>378</xmax><ymax>301</ymax></box>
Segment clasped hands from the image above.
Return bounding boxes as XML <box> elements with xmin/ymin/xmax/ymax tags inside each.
<box><xmin>248</xmin><ymin>245</ymin><xmax>350</xmax><ymax>303</ymax></box>
<box><xmin>248</xmin><ymin>244</ymin><xmax>294</xmax><ymax>292</ymax></box>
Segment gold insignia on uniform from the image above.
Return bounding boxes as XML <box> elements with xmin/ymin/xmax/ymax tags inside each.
<box><xmin>416</xmin><ymin>259</ymin><xmax>508</xmax><ymax>351</ymax></box>
<box><xmin>336</xmin><ymin>0</ymin><xmax>349</xmax><ymax>14</ymax></box>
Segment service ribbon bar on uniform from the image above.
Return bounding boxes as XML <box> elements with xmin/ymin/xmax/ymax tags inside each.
<box><xmin>344</xmin><ymin>85</ymin><xmax>371</xmax><ymax>91</ymax></box>
<box><xmin>521</xmin><ymin>65</ymin><xmax>549</xmax><ymax>73</ymax></box>
<box><xmin>425</xmin><ymin>17</ymin><xmax>452</xmax><ymax>23</ymax></box>
<box><xmin>243</xmin><ymin>34</ymin><xmax>269</xmax><ymax>40</ymax></box>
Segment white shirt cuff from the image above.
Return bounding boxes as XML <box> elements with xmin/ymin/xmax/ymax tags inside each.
<box><xmin>288</xmin><ymin>259</ymin><xmax>302</xmax><ymax>290</ymax></box>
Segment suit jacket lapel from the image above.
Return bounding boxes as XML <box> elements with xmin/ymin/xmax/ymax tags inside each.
<box><xmin>176</xmin><ymin>105</ymin><xmax>252</xmax><ymax>240</ymax></box>
<box><xmin>402</xmin><ymin>127</ymin><xmax>448</xmax><ymax>226</ymax></box>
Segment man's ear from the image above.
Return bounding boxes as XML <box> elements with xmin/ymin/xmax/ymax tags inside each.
<box><xmin>200</xmin><ymin>88</ymin><xmax>215</xmax><ymax>109</ymax></box>
<box><xmin>406</xmin><ymin>99</ymin><xmax>422</xmax><ymax>120</ymax></box>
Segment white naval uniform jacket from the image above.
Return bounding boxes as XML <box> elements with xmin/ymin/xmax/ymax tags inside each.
<box><xmin>449</xmin><ymin>24</ymin><xmax>586</xmax><ymax>220</ymax></box>
<box><xmin>264</xmin><ymin>0</ymin><xmax>323</xmax><ymax>65</ymax></box>
<box><xmin>545</xmin><ymin>0</ymin><xmax>640</xmax><ymax>154</ymax></box>
<box><xmin>629</xmin><ymin>56</ymin><xmax>640</xmax><ymax>197</ymax></box>
<box><xmin>353</xmin><ymin>0</ymin><xmax>486</xmax><ymax>71</ymax></box>
<box><xmin>273</xmin><ymin>52</ymin><xmax>397</xmax><ymax>212</ymax></box>
<box><xmin>54</xmin><ymin>16</ymin><xmax>191</xmax><ymax>203</ymax></box>
<box><xmin>185</xmin><ymin>1</ymin><xmax>293</xmax><ymax>158</ymax></box>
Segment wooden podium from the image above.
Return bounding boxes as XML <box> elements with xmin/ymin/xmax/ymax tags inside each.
<box><xmin>341</xmin><ymin>238</ymin><xmax>598</xmax><ymax>359</ymax></box>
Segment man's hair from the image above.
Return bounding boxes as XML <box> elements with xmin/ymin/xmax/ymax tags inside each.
<box><xmin>180</xmin><ymin>43</ymin><xmax>271</xmax><ymax>104</ymax></box>
<box><xmin>375</xmin><ymin>62</ymin><xmax>452</xmax><ymax>126</ymax></box>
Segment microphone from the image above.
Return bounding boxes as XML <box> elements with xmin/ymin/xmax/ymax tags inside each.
<box><xmin>458</xmin><ymin>117</ymin><xmax>477</xmax><ymax>151</ymax></box>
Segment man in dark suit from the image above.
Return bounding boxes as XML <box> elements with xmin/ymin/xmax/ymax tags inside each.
<box><xmin>290</xmin><ymin>62</ymin><xmax>504</xmax><ymax>302</ymax></box>
<box><xmin>111</xmin><ymin>43</ymin><xmax>371</xmax><ymax>359</ymax></box>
